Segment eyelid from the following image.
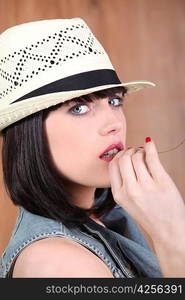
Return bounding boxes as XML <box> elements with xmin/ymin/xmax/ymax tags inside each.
<box><xmin>69</xmin><ymin>96</ymin><xmax>124</xmax><ymax>108</ymax></box>
<box><xmin>67</xmin><ymin>103</ymin><xmax>87</xmax><ymax>113</ymax></box>
<box><xmin>111</xmin><ymin>95</ymin><xmax>124</xmax><ymax>100</ymax></box>
<box><xmin>70</xmin><ymin>97</ymin><xmax>122</xmax><ymax>108</ymax></box>
<box><xmin>109</xmin><ymin>95</ymin><xmax>125</xmax><ymax>104</ymax></box>
<box><xmin>67</xmin><ymin>95</ymin><xmax>124</xmax><ymax>115</ymax></box>
<box><xmin>67</xmin><ymin>99</ymin><xmax>92</xmax><ymax>107</ymax></box>
<box><xmin>66</xmin><ymin>94</ymin><xmax>124</xmax><ymax>106</ymax></box>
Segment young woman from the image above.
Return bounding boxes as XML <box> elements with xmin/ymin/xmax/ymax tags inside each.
<box><xmin>0</xmin><ymin>18</ymin><xmax>185</xmax><ymax>278</ymax></box>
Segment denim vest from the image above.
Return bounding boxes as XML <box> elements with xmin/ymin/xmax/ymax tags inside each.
<box><xmin>0</xmin><ymin>204</ymin><xmax>162</xmax><ymax>278</ymax></box>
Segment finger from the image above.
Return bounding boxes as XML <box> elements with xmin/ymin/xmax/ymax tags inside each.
<box><xmin>131</xmin><ymin>148</ymin><xmax>154</xmax><ymax>184</ymax></box>
<box><xmin>118</xmin><ymin>148</ymin><xmax>138</xmax><ymax>186</ymax></box>
<box><xmin>108</xmin><ymin>148</ymin><xmax>137</xmax><ymax>196</ymax></box>
<box><xmin>108</xmin><ymin>150</ymin><xmax>124</xmax><ymax>193</ymax></box>
<box><xmin>144</xmin><ymin>138</ymin><xmax>169</xmax><ymax>182</ymax></box>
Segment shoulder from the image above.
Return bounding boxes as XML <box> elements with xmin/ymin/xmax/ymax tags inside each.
<box><xmin>12</xmin><ymin>237</ymin><xmax>113</xmax><ymax>277</ymax></box>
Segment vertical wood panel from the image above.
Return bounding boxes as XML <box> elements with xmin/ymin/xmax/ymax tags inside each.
<box><xmin>0</xmin><ymin>0</ymin><xmax>185</xmax><ymax>255</ymax></box>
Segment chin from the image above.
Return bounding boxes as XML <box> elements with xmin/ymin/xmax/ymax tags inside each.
<box><xmin>95</xmin><ymin>180</ymin><xmax>111</xmax><ymax>188</ymax></box>
<box><xmin>78</xmin><ymin>176</ymin><xmax>111</xmax><ymax>188</ymax></box>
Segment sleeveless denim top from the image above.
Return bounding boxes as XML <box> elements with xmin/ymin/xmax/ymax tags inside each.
<box><xmin>0</xmin><ymin>204</ymin><xmax>162</xmax><ymax>278</ymax></box>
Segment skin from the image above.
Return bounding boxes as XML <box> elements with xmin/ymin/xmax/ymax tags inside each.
<box><xmin>44</xmin><ymin>92</ymin><xmax>126</xmax><ymax>209</ymax></box>
<box><xmin>13</xmin><ymin>93</ymin><xmax>185</xmax><ymax>277</ymax></box>
<box><xmin>13</xmin><ymin>237</ymin><xmax>114</xmax><ymax>278</ymax></box>
<box><xmin>13</xmin><ymin>92</ymin><xmax>126</xmax><ymax>278</ymax></box>
<box><xmin>108</xmin><ymin>141</ymin><xmax>185</xmax><ymax>277</ymax></box>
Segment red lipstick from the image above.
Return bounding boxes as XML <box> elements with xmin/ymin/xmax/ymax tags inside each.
<box><xmin>99</xmin><ymin>142</ymin><xmax>124</xmax><ymax>162</ymax></box>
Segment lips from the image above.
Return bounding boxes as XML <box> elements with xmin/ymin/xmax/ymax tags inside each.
<box><xmin>99</xmin><ymin>142</ymin><xmax>124</xmax><ymax>160</ymax></box>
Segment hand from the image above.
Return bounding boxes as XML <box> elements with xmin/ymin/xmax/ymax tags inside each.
<box><xmin>108</xmin><ymin>137</ymin><xmax>185</xmax><ymax>243</ymax></box>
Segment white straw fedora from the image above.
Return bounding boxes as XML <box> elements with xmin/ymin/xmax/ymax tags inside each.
<box><xmin>0</xmin><ymin>18</ymin><xmax>155</xmax><ymax>131</ymax></box>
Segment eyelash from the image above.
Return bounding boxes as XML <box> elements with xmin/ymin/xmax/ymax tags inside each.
<box><xmin>68</xmin><ymin>97</ymin><xmax>124</xmax><ymax>116</ymax></box>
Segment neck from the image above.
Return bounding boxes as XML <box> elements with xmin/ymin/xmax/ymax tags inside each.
<box><xmin>63</xmin><ymin>180</ymin><xmax>96</xmax><ymax>209</ymax></box>
<box><xmin>63</xmin><ymin>179</ymin><xmax>107</xmax><ymax>227</ymax></box>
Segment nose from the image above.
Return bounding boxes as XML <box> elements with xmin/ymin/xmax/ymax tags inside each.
<box><xmin>98</xmin><ymin>104</ymin><xmax>125</xmax><ymax>136</ymax></box>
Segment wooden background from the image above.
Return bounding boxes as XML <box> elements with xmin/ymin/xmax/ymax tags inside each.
<box><xmin>0</xmin><ymin>0</ymin><xmax>185</xmax><ymax>255</ymax></box>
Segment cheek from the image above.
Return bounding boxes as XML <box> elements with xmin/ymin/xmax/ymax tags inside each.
<box><xmin>45</xmin><ymin>117</ymin><xmax>88</xmax><ymax>172</ymax></box>
<box><xmin>44</xmin><ymin>110</ymin><xmax>127</xmax><ymax>186</ymax></box>
<box><xmin>118</xmin><ymin>111</ymin><xmax>127</xmax><ymax>138</ymax></box>
<box><xmin>45</xmin><ymin>122</ymin><xmax>102</xmax><ymax>184</ymax></box>
<box><xmin>122</xmin><ymin>114</ymin><xmax>127</xmax><ymax>135</ymax></box>
<box><xmin>48</xmin><ymin>128</ymin><xmax>80</xmax><ymax>161</ymax></box>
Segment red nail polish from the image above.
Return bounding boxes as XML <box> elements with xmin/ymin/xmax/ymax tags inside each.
<box><xmin>138</xmin><ymin>146</ymin><xmax>144</xmax><ymax>148</ymax></box>
<box><xmin>127</xmin><ymin>147</ymin><xmax>132</xmax><ymax>149</ymax></box>
<box><xmin>145</xmin><ymin>137</ymin><xmax>151</xmax><ymax>143</ymax></box>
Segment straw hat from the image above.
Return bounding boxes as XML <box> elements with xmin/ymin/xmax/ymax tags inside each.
<box><xmin>0</xmin><ymin>18</ymin><xmax>155</xmax><ymax>131</ymax></box>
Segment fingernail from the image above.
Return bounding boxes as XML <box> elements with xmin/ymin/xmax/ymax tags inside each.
<box><xmin>138</xmin><ymin>146</ymin><xmax>144</xmax><ymax>148</ymax></box>
<box><xmin>127</xmin><ymin>147</ymin><xmax>132</xmax><ymax>149</ymax></box>
<box><xmin>145</xmin><ymin>137</ymin><xmax>151</xmax><ymax>143</ymax></box>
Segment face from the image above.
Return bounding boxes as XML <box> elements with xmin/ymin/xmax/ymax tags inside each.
<box><xmin>44</xmin><ymin>92</ymin><xmax>127</xmax><ymax>189</ymax></box>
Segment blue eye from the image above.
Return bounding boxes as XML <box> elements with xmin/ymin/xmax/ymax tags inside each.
<box><xmin>68</xmin><ymin>97</ymin><xmax>124</xmax><ymax>116</ymax></box>
<box><xmin>109</xmin><ymin>97</ymin><xmax>124</xmax><ymax>107</ymax></box>
<box><xmin>69</xmin><ymin>104</ymin><xmax>89</xmax><ymax>115</ymax></box>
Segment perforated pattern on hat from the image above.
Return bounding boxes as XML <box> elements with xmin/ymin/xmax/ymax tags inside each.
<box><xmin>0</xmin><ymin>21</ymin><xmax>104</xmax><ymax>100</ymax></box>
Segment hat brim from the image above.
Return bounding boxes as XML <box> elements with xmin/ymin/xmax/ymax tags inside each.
<box><xmin>0</xmin><ymin>80</ymin><xmax>155</xmax><ymax>132</ymax></box>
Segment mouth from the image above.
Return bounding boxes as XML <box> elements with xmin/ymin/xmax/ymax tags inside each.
<box><xmin>99</xmin><ymin>142</ymin><xmax>124</xmax><ymax>162</ymax></box>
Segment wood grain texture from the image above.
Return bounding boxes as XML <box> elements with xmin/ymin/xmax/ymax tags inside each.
<box><xmin>0</xmin><ymin>0</ymin><xmax>185</xmax><ymax>255</ymax></box>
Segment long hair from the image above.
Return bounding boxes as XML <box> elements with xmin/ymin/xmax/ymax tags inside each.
<box><xmin>2</xmin><ymin>87</ymin><xmax>127</xmax><ymax>228</ymax></box>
